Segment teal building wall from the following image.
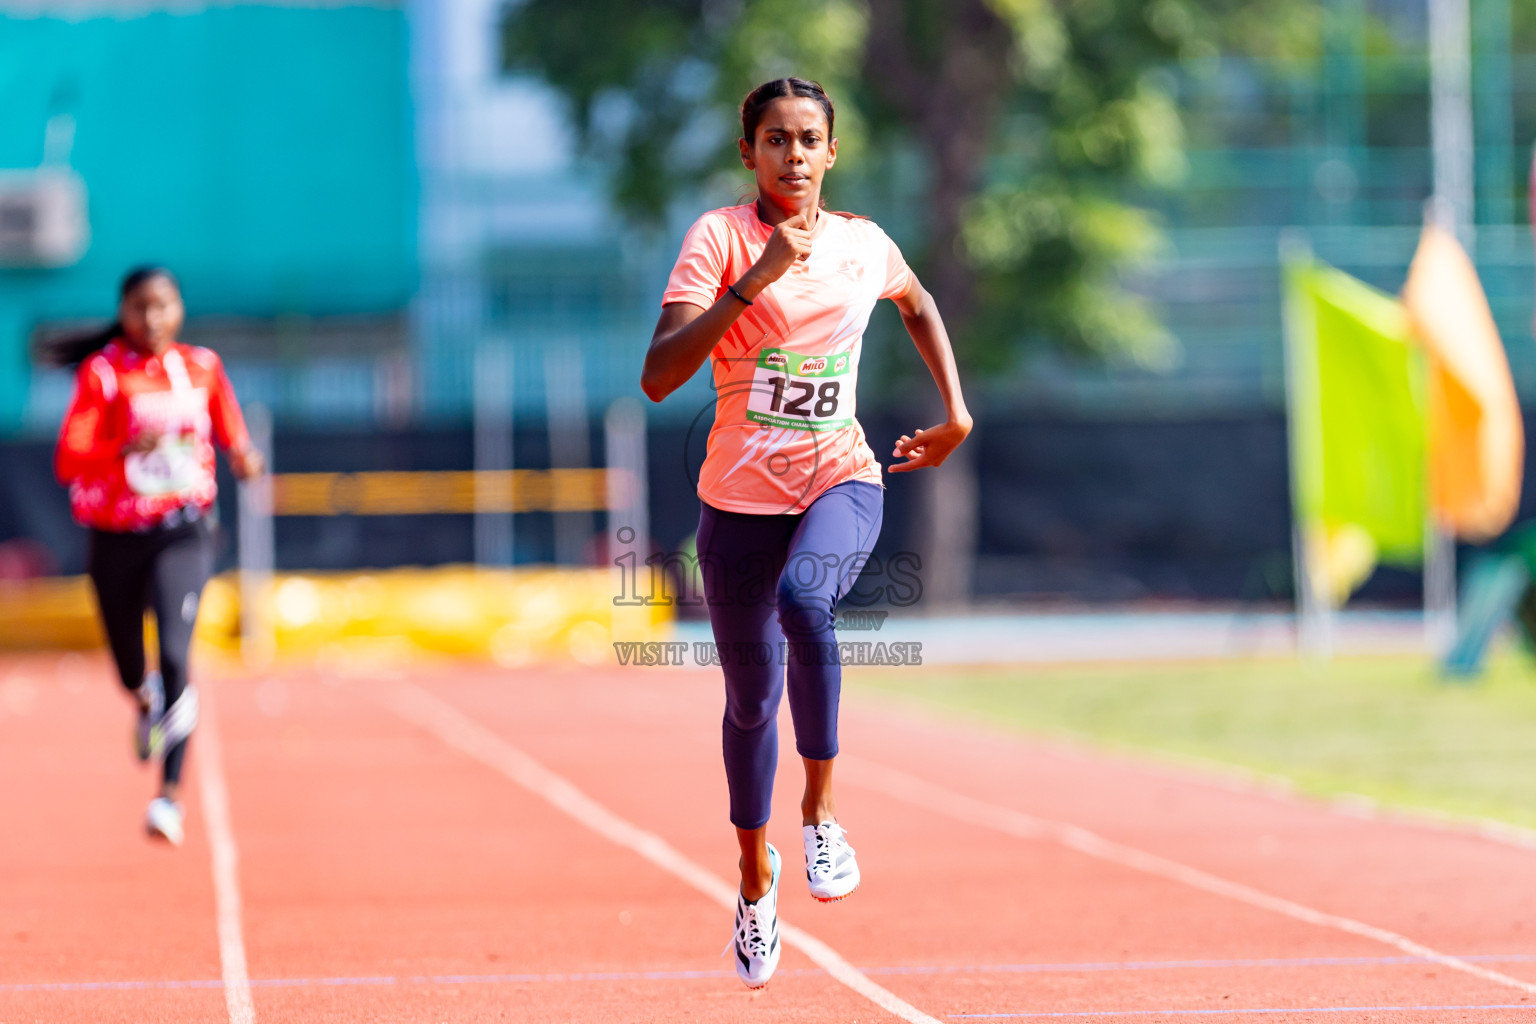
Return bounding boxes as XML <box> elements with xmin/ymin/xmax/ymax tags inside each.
<box><xmin>0</xmin><ymin>4</ymin><xmax>415</xmax><ymax>430</ymax></box>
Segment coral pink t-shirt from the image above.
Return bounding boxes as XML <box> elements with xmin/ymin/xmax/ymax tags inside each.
<box><xmin>662</xmin><ymin>204</ymin><xmax>914</xmax><ymax>514</ymax></box>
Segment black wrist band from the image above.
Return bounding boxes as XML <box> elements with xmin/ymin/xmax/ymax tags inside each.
<box><xmin>726</xmin><ymin>283</ymin><xmax>753</xmax><ymax>306</ymax></box>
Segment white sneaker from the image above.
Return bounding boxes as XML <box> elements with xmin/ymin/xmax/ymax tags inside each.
<box><xmin>134</xmin><ymin>672</ymin><xmax>164</xmax><ymax>762</ymax></box>
<box><xmin>804</xmin><ymin>821</ymin><xmax>859</xmax><ymax>901</ymax></box>
<box><xmin>145</xmin><ymin>797</ymin><xmax>185</xmax><ymax>846</ymax></box>
<box><xmin>728</xmin><ymin>843</ymin><xmax>781</xmax><ymax>988</ymax></box>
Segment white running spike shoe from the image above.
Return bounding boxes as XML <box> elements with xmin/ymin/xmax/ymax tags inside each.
<box><xmin>804</xmin><ymin>821</ymin><xmax>860</xmax><ymax>901</ymax></box>
<box><xmin>134</xmin><ymin>671</ymin><xmax>164</xmax><ymax>762</ymax></box>
<box><xmin>145</xmin><ymin>797</ymin><xmax>185</xmax><ymax>846</ymax></box>
<box><xmin>153</xmin><ymin>685</ymin><xmax>199</xmax><ymax>755</ymax></box>
<box><xmin>728</xmin><ymin>843</ymin><xmax>782</xmax><ymax>988</ymax></box>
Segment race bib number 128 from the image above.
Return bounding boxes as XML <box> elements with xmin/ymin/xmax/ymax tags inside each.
<box><xmin>745</xmin><ymin>347</ymin><xmax>855</xmax><ymax>432</ymax></box>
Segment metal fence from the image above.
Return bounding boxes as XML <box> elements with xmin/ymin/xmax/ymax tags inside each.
<box><xmin>16</xmin><ymin>47</ymin><xmax>1536</xmax><ymax>434</ymax></box>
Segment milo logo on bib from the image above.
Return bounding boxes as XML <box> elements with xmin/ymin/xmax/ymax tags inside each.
<box><xmin>746</xmin><ymin>346</ymin><xmax>856</xmax><ymax>432</ymax></box>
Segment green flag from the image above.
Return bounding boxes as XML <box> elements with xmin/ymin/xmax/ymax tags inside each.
<box><xmin>1284</xmin><ymin>257</ymin><xmax>1426</xmax><ymax>600</ymax></box>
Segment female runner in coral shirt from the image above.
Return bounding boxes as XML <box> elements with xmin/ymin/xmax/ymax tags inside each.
<box><xmin>642</xmin><ymin>78</ymin><xmax>972</xmax><ymax>987</ymax></box>
<box><xmin>53</xmin><ymin>266</ymin><xmax>265</xmax><ymax>845</ymax></box>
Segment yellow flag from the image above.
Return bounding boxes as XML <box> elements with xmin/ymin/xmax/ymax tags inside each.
<box><xmin>1401</xmin><ymin>225</ymin><xmax>1524</xmax><ymax>541</ymax></box>
<box><xmin>1285</xmin><ymin>257</ymin><xmax>1427</xmax><ymax>605</ymax></box>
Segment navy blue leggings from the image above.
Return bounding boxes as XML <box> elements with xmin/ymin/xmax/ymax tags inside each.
<box><xmin>697</xmin><ymin>480</ymin><xmax>884</xmax><ymax>830</ymax></box>
<box><xmin>87</xmin><ymin>516</ymin><xmax>212</xmax><ymax>787</ymax></box>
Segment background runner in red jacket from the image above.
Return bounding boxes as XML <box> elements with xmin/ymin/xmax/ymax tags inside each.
<box><xmin>52</xmin><ymin>266</ymin><xmax>265</xmax><ymax>846</ymax></box>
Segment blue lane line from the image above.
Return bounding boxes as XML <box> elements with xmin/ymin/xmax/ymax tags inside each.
<box><xmin>7</xmin><ymin>952</ymin><xmax>1536</xmax><ymax>994</ymax></box>
<box><xmin>0</xmin><ymin>970</ymin><xmax>738</xmax><ymax>993</ymax></box>
<box><xmin>0</xmin><ymin>980</ymin><xmax>228</xmax><ymax>992</ymax></box>
<box><xmin>251</xmin><ymin>976</ymin><xmax>397</xmax><ymax>988</ymax></box>
<box><xmin>866</xmin><ymin>954</ymin><xmax>1536</xmax><ymax>975</ymax></box>
<box><xmin>950</xmin><ymin>1007</ymin><xmax>1536</xmax><ymax>1019</ymax></box>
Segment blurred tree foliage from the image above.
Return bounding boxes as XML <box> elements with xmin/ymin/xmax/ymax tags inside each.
<box><xmin>503</xmin><ymin>0</ymin><xmax>1323</xmax><ymax>607</ymax></box>
<box><xmin>502</xmin><ymin>0</ymin><xmax>1321</xmax><ymax>373</ymax></box>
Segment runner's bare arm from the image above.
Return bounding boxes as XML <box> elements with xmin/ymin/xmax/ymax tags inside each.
<box><xmin>888</xmin><ymin>275</ymin><xmax>972</xmax><ymax>473</ymax></box>
<box><xmin>641</xmin><ymin>213</ymin><xmax>813</xmax><ymax>402</ymax></box>
<box><xmin>641</xmin><ymin>301</ymin><xmax>738</xmax><ymax>403</ymax></box>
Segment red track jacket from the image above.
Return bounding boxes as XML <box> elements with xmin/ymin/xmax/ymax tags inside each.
<box><xmin>55</xmin><ymin>340</ymin><xmax>250</xmax><ymax>532</ymax></box>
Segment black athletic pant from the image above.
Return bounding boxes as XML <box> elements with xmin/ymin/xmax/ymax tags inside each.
<box><xmin>87</xmin><ymin>514</ymin><xmax>212</xmax><ymax>786</ymax></box>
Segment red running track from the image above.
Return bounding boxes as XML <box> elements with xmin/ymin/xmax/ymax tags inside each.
<box><xmin>4</xmin><ymin>652</ymin><xmax>1536</xmax><ymax>1023</ymax></box>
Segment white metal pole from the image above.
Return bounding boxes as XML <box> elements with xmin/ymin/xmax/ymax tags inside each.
<box><xmin>605</xmin><ymin>397</ymin><xmax>648</xmax><ymax>564</ymax></box>
<box><xmin>1426</xmin><ymin>0</ymin><xmax>1474</xmax><ymax>654</ymax></box>
<box><xmin>1429</xmin><ymin>0</ymin><xmax>1476</xmax><ymax>248</ymax></box>
<box><xmin>605</xmin><ymin>397</ymin><xmax>649</xmax><ymax>635</ymax></box>
<box><xmin>238</xmin><ymin>403</ymin><xmax>275</xmax><ymax>670</ymax></box>
<box><xmin>1279</xmin><ymin>229</ymin><xmax>1332</xmax><ymax>660</ymax></box>
<box><xmin>545</xmin><ymin>346</ymin><xmax>592</xmax><ymax>565</ymax></box>
<box><xmin>473</xmin><ymin>342</ymin><xmax>515</xmax><ymax>567</ymax></box>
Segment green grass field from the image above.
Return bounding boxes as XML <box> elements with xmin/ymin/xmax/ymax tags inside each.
<box><xmin>849</xmin><ymin>652</ymin><xmax>1536</xmax><ymax>832</ymax></box>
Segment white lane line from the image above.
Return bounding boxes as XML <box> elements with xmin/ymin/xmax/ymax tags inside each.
<box><xmin>385</xmin><ymin>680</ymin><xmax>942</xmax><ymax>1024</ymax></box>
<box><xmin>197</xmin><ymin>680</ymin><xmax>256</xmax><ymax>1024</ymax></box>
<box><xmin>837</xmin><ymin>755</ymin><xmax>1536</xmax><ymax>999</ymax></box>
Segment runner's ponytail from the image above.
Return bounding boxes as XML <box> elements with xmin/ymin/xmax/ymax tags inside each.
<box><xmin>34</xmin><ymin>265</ymin><xmax>178</xmax><ymax>368</ymax></box>
<box><xmin>35</xmin><ymin>321</ymin><xmax>121</xmax><ymax>369</ymax></box>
